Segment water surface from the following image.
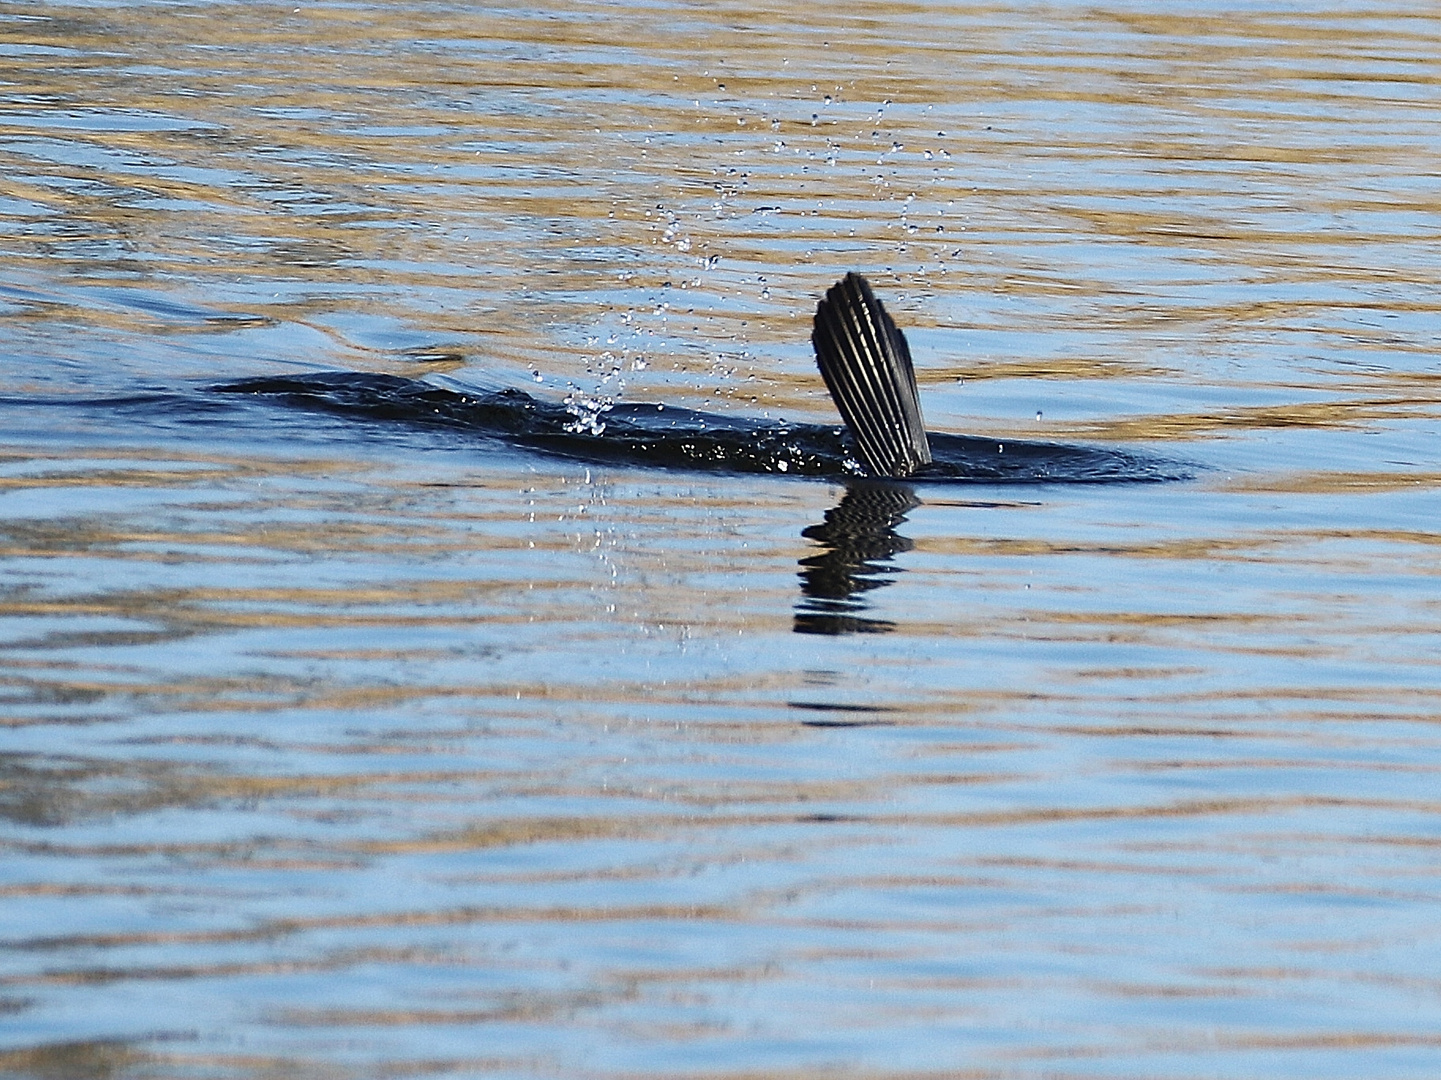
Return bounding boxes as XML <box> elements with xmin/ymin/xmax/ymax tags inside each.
<box><xmin>3</xmin><ymin>3</ymin><xmax>1441</xmax><ymax>1078</ymax></box>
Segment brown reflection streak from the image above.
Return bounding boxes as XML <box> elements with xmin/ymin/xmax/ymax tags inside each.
<box><xmin>1096</xmin><ymin>981</ymin><xmax>1235</xmax><ymax>999</ymax></box>
<box><xmin>919</xmin><ymin>527</ymin><xmax>1441</xmax><ymax>559</ymax></box>
<box><xmin>977</xmin><ymin>856</ymin><xmax>1213</xmax><ymax>878</ymax></box>
<box><xmin>1076</xmin><ymin>398</ymin><xmax>1441</xmax><ymax>442</ymax></box>
<box><xmin>0</xmin><ymin>882</ymin><xmax>166</xmax><ymax>898</ymax></box>
<box><xmin>11</xmin><ymin>902</ymin><xmax>737</xmax><ymax>954</ymax></box>
<box><xmin>278</xmin><ymin>988</ymin><xmax>619</xmax><ymax>1029</ymax></box>
<box><xmin>354</xmin><ymin>815</ymin><xmax>656</xmax><ymax>856</ymax></box>
<box><xmin>933</xmin><ymin>356</ymin><xmax>1174</xmax><ymax>383</ymax></box>
<box><xmin>8</xmin><ymin>946</ymin><xmax>457</xmax><ymax>988</ymax></box>
<box><xmin>1014</xmin><ymin>1031</ymin><xmax>1441</xmax><ymax>1062</ymax></box>
<box><xmin>0</xmin><ymin>1042</ymin><xmax>537</xmax><ymax>1079</ymax></box>
<box><xmin>1223</xmin><ymin>472</ymin><xmax>1441</xmax><ymax>494</ymax></box>
<box><xmin>0</xmin><ymin>1044</ymin><xmax>152</xmax><ymax>1080</ymax></box>
<box><xmin>0</xmin><ymin>753</ymin><xmax>510</xmax><ymax>826</ymax></box>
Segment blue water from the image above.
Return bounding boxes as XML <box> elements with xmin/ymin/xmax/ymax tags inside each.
<box><xmin>3</xmin><ymin>3</ymin><xmax>1441</xmax><ymax>1078</ymax></box>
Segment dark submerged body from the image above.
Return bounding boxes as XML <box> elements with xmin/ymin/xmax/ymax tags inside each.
<box><xmin>215</xmin><ymin>370</ymin><xmax>1184</xmax><ymax>484</ymax></box>
<box><xmin>215</xmin><ymin>274</ymin><xmax>1185</xmax><ymax>485</ymax></box>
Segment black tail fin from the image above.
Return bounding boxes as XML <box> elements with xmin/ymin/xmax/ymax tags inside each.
<box><xmin>811</xmin><ymin>273</ymin><xmax>932</xmax><ymax>478</ymax></box>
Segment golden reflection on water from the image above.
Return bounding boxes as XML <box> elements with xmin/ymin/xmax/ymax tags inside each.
<box><xmin>4</xmin><ymin>3</ymin><xmax>1437</xmax><ymax>412</ymax></box>
<box><xmin>4</xmin><ymin>2</ymin><xmax>1441</xmax><ymax>1078</ymax></box>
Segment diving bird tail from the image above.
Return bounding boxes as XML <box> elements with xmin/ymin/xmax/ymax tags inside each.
<box><xmin>812</xmin><ymin>273</ymin><xmax>932</xmax><ymax>478</ymax></box>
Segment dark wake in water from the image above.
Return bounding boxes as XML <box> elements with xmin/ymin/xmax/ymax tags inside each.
<box><xmin>213</xmin><ymin>372</ymin><xmax>1188</xmax><ymax>484</ymax></box>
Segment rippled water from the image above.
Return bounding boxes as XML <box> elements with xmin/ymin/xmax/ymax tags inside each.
<box><xmin>4</xmin><ymin>3</ymin><xmax>1441</xmax><ymax>1078</ymax></box>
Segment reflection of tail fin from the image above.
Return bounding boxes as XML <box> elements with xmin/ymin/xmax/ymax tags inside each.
<box><xmin>812</xmin><ymin>273</ymin><xmax>932</xmax><ymax>478</ymax></box>
<box><xmin>794</xmin><ymin>481</ymin><xmax>919</xmax><ymax>636</ymax></box>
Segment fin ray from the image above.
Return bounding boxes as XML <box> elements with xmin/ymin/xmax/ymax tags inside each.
<box><xmin>811</xmin><ymin>273</ymin><xmax>932</xmax><ymax>478</ymax></box>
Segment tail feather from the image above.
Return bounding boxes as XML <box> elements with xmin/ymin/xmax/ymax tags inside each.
<box><xmin>812</xmin><ymin>273</ymin><xmax>932</xmax><ymax>478</ymax></box>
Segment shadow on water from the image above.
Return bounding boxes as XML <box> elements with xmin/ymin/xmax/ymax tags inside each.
<box><xmin>793</xmin><ymin>482</ymin><xmax>919</xmax><ymax>636</ymax></box>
